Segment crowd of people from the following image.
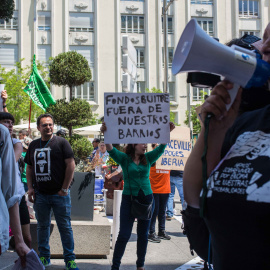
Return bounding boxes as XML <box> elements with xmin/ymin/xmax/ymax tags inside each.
<box><xmin>2</xmin><ymin>22</ymin><xmax>270</xmax><ymax>270</ymax></box>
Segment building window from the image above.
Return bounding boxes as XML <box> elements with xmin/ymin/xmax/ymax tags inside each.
<box><xmin>121</xmin><ymin>15</ymin><xmax>144</xmax><ymax>34</ymax></box>
<box><xmin>191</xmin><ymin>0</ymin><xmax>213</xmax><ymax>4</ymax></box>
<box><xmin>69</xmin><ymin>46</ymin><xmax>95</xmax><ymax>101</ymax></box>
<box><xmin>137</xmin><ymin>81</ymin><xmax>146</xmax><ymax>93</ymax></box>
<box><xmin>169</xmin><ymin>82</ymin><xmax>175</xmax><ymax>101</ymax></box>
<box><xmin>192</xmin><ymin>87</ymin><xmax>210</xmax><ymax>101</ymax></box>
<box><xmin>37</xmin><ymin>45</ymin><xmax>51</xmax><ymax>65</ymax></box>
<box><xmin>69</xmin><ymin>45</ymin><xmax>94</xmax><ymax>67</ymax></box>
<box><xmin>162</xmin><ymin>16</ymin><xmax>173</xmax><ymax>34</ymax></box>
<box><xmin>0</xmin><ymin>44</ymin><xmax>18</xmax><ymax>69</ymax></box>
<box><xmin>69</xmin><ymin>13</ymin><xmax>94</xmax><ymax>32</ymax></box>
<box><xmin>162</xmin><ymin>82</ymin><xmax>176</xmax><ymax>101</ymax></box>
<box><xmin>240</xmin><ymin>30</ymin><xmax>260</xmax><ymax>37</ymax></box>
<box><xmin>38</xmin><ymin>11</ymin><xmax>51</xmax><ymax>31</ymax></box>
<box><xmin>162</xmin><ymin>47</ymin><xmax>174</xmax><ymax>68</ymax></box>
<box><xmin>136</xmin><ymin>48</ymin><xmax>145</xmax><ymax>68</ymax></box>
<box><xmin>194</xmin><ymin>18</ymin><xmax>214</xmax><ymax>37</ymax></box>
<box><xmin>239</xmin><ymin>0</ymin><xmax>259</xmax><ymax>17</ymax></box>
<box><xmin>73</xmin><ymin>82</ymin><xmax>95</xmax><ymax>101</ymax></box>
<box><xmin>0</xmin><ymin>11</ymin><xmax>18</xmax><ymax>30</ymax></box>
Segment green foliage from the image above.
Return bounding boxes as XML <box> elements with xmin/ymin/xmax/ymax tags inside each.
<box><xmin>184</xmin><ymin>103</ymin><xmax>202</xmax><ymax>135</ymax></box>
<box><xmin>0</xmin><ymin>59</ymin><xmax>49</xmax><ymax>124</ymax></box>
<box><xmin>0</xmin><ymin>0</ymin><xmax>15</xmax><ymax>21</ymax></box>
<box><xmin>66</xmin><ymin>134</ymin><xmax>93</xmax><ymax>160</ymax></box>
<box><xmin>145</xmin><ymin>87</ymin><xmax>178</xmax><ymax>125</ymax></box>
<box><xmin>184</xmin><ymin>89</ymin><xmax>208</xmax><ymax>135</ymax></box>
<box><xmin>47</xmin><ymin>98</ymin><xmax>97</xmax><ymax>136</ymax></box>
<box><xmin>49</xmin><ymin>51</ymin><xmax>91</xmax><ymax>99</ymax></box>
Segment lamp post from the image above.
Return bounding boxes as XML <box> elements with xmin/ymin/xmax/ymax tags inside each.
<box><xmin>163</xmin><ymin>0</ymin><xmax>176</xmax><ymax>93</ymax></box>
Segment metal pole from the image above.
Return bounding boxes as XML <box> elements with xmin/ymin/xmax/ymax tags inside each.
<box><xmin>163</xmin><ymin>0</ymin><xmax>168</xmax><ymax>93</ymax></box>
<box><xmin>112</xmin><ymin>190</ymin><xmax>122</xmax><ymax>249</ymax></box>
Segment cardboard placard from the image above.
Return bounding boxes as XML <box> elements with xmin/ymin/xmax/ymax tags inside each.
<box><xmin>156</xmin><ymin>126</ymin><xmax>192</xmax><ymax>170</ymax></box>
<box><xmin>104</xmin><ymin>93</ymin><xmax>170</xmax><ymax>144</ymax></box>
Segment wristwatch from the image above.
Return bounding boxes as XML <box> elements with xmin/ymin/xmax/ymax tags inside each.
<box><xmin>61</xmin><ymin>188</ymin><xmax>68</xmax><ymax>193</ymax></box>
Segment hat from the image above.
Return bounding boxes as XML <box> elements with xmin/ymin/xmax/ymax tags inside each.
<box><xmin>22</xmin><ymin>137</ymin><xmax>33</xmax><ymax>149</ymax></box>
<box><xmin>56</xmin><ymin>129</ymin><xmax>66</xmax><ymax>136</ymax></box>
<box><xmin>93</xmin><ymin>138</ymin><xmax>100</xmax><ymax>143</ymax></box>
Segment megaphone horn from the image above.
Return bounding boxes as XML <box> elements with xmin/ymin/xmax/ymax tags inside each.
<box><xmin>172</xmin><ymin>19</ymin><xmax>270</xmax><ymax>109</ymax></box>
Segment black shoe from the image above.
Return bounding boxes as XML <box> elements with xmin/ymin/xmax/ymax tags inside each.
<box><xmin>148</xmin><ymin>232</ymin><xmax>161</xmax><ymax>243</ymax></box>
<box><xmin>158</xmin><ymin>230</ymin><xmax>171</xmax><ymax>240</ymax></box>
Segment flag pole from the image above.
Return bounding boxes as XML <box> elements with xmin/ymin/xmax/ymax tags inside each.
<box><xmin>28</xmin><ymin>99</ymin><xmax>32</xmax><ymax>132</ymax></box>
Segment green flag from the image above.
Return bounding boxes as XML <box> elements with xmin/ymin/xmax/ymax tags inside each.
<box><xmin>24</xmin><ymin>55</ymin><xmax>56</xmax><ymax>111</ymax></box>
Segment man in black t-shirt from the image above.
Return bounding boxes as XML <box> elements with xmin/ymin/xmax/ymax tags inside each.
<box><xmin>25</xmin><ymin>114</ymin><xmax>80</xmax><ymax>270</ymax></box>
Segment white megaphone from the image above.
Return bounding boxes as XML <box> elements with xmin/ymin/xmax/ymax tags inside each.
<box><xmin>172</xmin><ymin>19</ymin><xmax>270</xmax><ymax>110</ymax></box>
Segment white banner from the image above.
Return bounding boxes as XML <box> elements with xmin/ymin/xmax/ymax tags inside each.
<box><xmin>156</xmin><ymin>126</ymin><xmax>192</xmax><ymax>170</ymax></box>
<box><xmin>104</xmin><ymin>93</ymin><xmax>170</xmax><ymax>144</ymax></box>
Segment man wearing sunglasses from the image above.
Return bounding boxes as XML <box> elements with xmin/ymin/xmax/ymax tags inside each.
<box><xmin>25</xmin><ymin>114</ymin><xmax>79</xmax><ymax>270</ymax></box>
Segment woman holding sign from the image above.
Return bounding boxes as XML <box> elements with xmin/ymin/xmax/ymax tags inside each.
<box><xmin>101</xmin><ymin>122</ymin><xmax>175</xmax><ymax>270</ymax></box>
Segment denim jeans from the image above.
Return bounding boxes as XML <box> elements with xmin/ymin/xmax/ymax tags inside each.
<box><xmin>33</xmin><ymin>190</ymin><xmax>75</xmax><ymax>263</ymax></box>
<box><xmin>149</xmin><ymin>193</ymin><xmax>169</xmax><ymax>234</ymax></box>
<box><xmin>166</xmin><ymin>176</ymin><xmax>184</xmax><ymax>218</ymax></box>
<box><xmin>112</xmin><ymin>190</ymin><xmax>154</xmax><ymax>270</ymax></box>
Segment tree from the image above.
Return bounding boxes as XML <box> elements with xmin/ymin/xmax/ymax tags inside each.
<box><xmin>184</xmin><ymin>89</ymin><xmax>208</xmax><ymax>135</ymax></box>
<box><xmin>0</xmin><ymin>0</ymin><xmax>15</xmax><ymax>21</ymax></box>
<box><xmin>145</xmin><ymin>87</ymin><xmax>178</xmax><ymax>125</ymax></box>
<box><xmin>49</xmin><ymin>51</ymin><xmax>92</xmax><ymax>99</ymax></box>
<box><xmin>46</xmin><ymin>98</ymin><xmax>98</xmax><ymax>137</ymax></box>
<box><xmin>184</xmin><ymin>103</ymin><xmax>202</xmax><ymax>135</ymax></box>
<box><xmin>0</xmin><ymin>59</ymin><xmax>48</xmax><ymax>124</ymax></box>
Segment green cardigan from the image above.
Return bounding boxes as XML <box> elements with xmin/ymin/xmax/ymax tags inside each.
<box><xmin>108</xmin><ymin>144</ymin><xmax>166</xmax><ymax>196</ymax></box>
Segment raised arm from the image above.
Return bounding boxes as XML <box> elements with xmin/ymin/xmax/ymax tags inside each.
<box><xmin>183</xmin><ymin>81</ymin><xmax>242</xmax><ymax>208</ymax></box>
<box><xmin>100</xmin><ymin>122</ymin><xmax>113</xmax><ymax>151</ymax></box>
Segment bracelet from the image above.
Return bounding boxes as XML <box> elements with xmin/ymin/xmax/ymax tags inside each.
<box><xmin>3</xmin><ymin>105</ymin><xmax>7</xmax><ymax>108</ymax></box>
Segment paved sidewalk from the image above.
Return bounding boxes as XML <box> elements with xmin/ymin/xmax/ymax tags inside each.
<box><xmin>0</xmin><ymin>193</ymin><xmax>200</xmax><ymax>270</ymax></box>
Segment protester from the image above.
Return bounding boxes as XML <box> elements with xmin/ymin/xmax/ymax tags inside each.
<box><xmin>21</xmin><ymin>137</ymin><xmax>33</xmax><ymax>192</ymax></box>
<box><xmin>166</xmin><ymin>170</ymin><xmax>184</xmax><ymax>220</ymax></box>
<box><xmin>0</xmin><ymin>112</ymin><xmax>32</xmax><ymax>248</ymax></box>
<box><xmin>92</xmin><ymin>141</ymin><xmax>109</xmax><ymax>178</ymax></box>
<box><xmin>56</xmin><ymin>129</ymin><xmax>66</xmax><ymax>137</ymax></box>
<box><xmin>1</xmin><ymin>89</ymin><xmax>8</xmax><ymax>112</ymax></box>
<box><xmin>0</xmin><ymin>124</ymin><xmax>30</xmax><ymax>267</ymax></box>
<box><xmin>183</xmin><ymin>23</ymin><xmax>270</xmax><ymax>269</ymax></box>
<box><xmin>88</xmin><ymin>138</ymin><xmax>100</xmax><ymax>162</ymax></box>
<box><xmin>148</xmin><ymin>143</ymin><xmax>171</xmax><ymax>243</ymax></box>
<box><xmin>25</xmin><ymin>113</ymin><xmax>79</xmax><ymax>270</ymax></box>
<box><xmin>101</xmin><ymin>121</ymin><xmax>175</xmax><ymax>270</ymax></box>
<box><xmin>19</xmin><ymin>130</ymin><xmax>29</xmax><ymax>142</ymax></box>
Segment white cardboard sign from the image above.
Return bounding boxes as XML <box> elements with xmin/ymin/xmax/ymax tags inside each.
<box><xmin>156</xmin><ymin>126</ymin><xmax>192</xmax><ymax>170</ymax></box>
<box><xmin>104</xmin><ymin>93</ymin><xmax>170</xmax><ymax>144</ymax></box>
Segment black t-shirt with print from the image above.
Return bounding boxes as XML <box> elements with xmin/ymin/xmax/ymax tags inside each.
<box><xmin>25</xmin><ymin>136</ymin><xmax>74</xmax><ymax>195</ymax></box>
<box><xmin>202</xmin><ymin>105</ymin><xmax>270</xmax><ymax>270</ymax></box>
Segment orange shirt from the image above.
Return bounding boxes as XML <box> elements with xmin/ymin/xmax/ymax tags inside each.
<box><xmin>149</xmin><ymin>164</ymin><xmax>171</xmax><ymax>194</ymax></box>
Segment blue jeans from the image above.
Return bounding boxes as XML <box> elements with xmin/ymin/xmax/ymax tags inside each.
<box><xmin>112</xmin><ymin>190</ymin><xmax>154</xmax><ymax>270</ymax></box>
<box><xmin>166</xmin><ymin>176</ymin><xmax>184</xmax><ymax>218</ymax></box>
<box><xmin>33</xmin><ymin>190</ymin><xmax>75</xmax><ymax>263</ymax></box>
<box><xmin>149</xmin><ymin>193</ymin><xmax>169</xmax><ymax>234</ymax></box>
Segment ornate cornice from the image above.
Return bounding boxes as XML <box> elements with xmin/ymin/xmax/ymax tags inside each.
<box><xmin>130</xmin><ymin>36</ymin><xmax>139</xmax><ymax>44</ymax></box>
<box><xmin>75</xmin><ymin>2</ymin><xmax>88</xmax><ymax>9</ymax></box>
<box><xmin>75</xmin><ymin>35</ymin><xmax>88</xmax><ymax>42</ymax></box>
<box><xmin>126</xmin><ymin>5</ymin><xmax>139</xmax><ymax>11</ymax></box>
<box><xmin>0</xmin><ymin>33</ymin><xmax>12</xmax><ymax>40</ymax></box>
<box><xmin>196</xmin><ymin>8</ymin><xmax>208</xmax><ymax>14</ymax></box>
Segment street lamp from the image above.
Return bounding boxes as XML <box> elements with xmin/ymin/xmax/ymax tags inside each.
<box><xmin>163</xmin><ymin>0</ymin><xmax>176</xmax><ymax>94</ymax></box>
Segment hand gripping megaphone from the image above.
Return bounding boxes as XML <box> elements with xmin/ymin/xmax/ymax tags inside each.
<box><xmin>172</xmin><ymin>19</ymin><xmax>270</xmax><ymax>109</ymax></box>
